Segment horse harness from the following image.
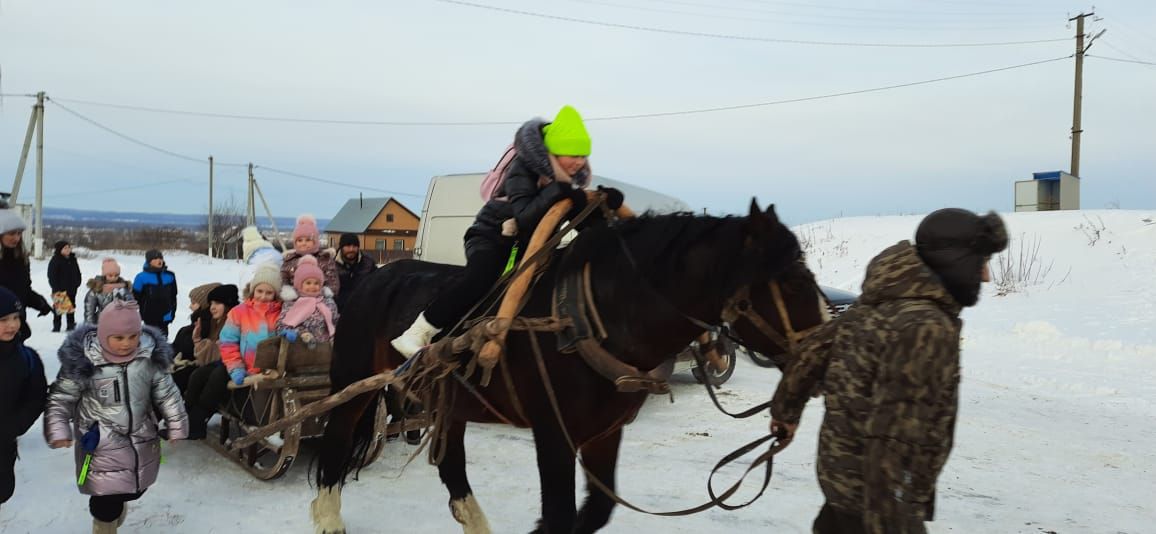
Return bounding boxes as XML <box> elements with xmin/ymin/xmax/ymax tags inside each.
<box><xmin>430</xmin><ymin>194</ymin><xmax>823</xmax><ymax>516</ymax></box>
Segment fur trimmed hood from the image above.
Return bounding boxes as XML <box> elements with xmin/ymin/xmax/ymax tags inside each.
<box><xmin>514</xmin><ymin>119</ymin><xmax>590</xmax><ymax>187</ymax></box>
<box><xmin>57</xmin><ymin>324</ymin><xmax>174</xmax><ymax>381</ymax></box>
<box><xmin>86</xmin><ymin>276</ymin><xmax>130</xmax><ymax>293</ymax></box>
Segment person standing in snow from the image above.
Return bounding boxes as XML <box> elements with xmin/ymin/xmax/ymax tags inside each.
<box><xmin>0</xmin><ymin>205</ymin><xmax>52</xmax><ymax>341</ymax></box>
<box><xmin>84</xmin><ymin>258</ymin><xmax>134</xmax><ymax>325</ymax></box>
<box><xmin>770</xmin><ymin>209</ymin><xmax>1008</xmax><ymax>534</ymax></box>
<box><xmin>47</xmin><ymin>240</ymin><xmax>83</xmax><ymax>332</ymax></box>
<box><xmin>0</xmin><ymin>287</ymin><xmax>47</xmax><ymax>510</ymax></box>
<box><xmin>132</xmin><ymin>250</ymin><xmax>177</xmax><ymax>337</ymax></box>
<box><xmin>334</xmin><ymin>233</ymin><xmax>376</xmax><ymax>312</ymax></box>
<box><xmin>43</xmin><ymin>300</ymin><xmax>188</xmax><ymax>533</ymax></box>
<box><xmin>390</xmin><ymin>105</ymin><xmax>623</xmax><ymax>358</ymax></box>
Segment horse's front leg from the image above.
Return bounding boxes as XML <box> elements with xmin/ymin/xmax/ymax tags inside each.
<box><xmin>439</xmin><ymin>419</ymin><xmax>492</xmax><ymax>534</ymax></box>
<box><xmin>531</xmin><ymin>424</ymin><xmax>578</xmax><ymax>533</ymax></box>
<box><xmin>573</xmin><ymin>427</ymin><xmax>623</xmax><ymax>533</ymax></box>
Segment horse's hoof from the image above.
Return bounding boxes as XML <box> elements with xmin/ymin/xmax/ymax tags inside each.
<box><xmin>450</xmin><ymin>494</ymin><xmax>492</xmax><ymax>534</ymax></box>
<box><xmin>312</xmin><ymin>486</ymin><xmax>345</xmax><ymax>534</ymax></box>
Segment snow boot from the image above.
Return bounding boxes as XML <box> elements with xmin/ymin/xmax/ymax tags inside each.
<box><xmin>390</xmin><ymin>312</ymin><xmax>442</xmax><ymax>359</ymax></box>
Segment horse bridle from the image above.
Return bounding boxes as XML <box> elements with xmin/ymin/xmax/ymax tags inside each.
<box><xmin>719</xmin><ymin>279</ymin><xmax>825</xmax><ymax>360</ymax></box>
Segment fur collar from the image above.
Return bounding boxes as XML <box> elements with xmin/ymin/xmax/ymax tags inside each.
<box><xmin>283</xmin><ymin>247</ymin><xmax>335</xmax><ymax>261</ymax></box>
<box><xmin>86</xmin><ymin>276</ymin><xmax>128</xmax><ymax>292</ymax></box>
<box><xmin>57</xmin><ymin>324</ymin><xmax>174</xmax><ymax>380</ymax></box>
<box><xmin>280</xmin><ymin>285</ymin><xmax>334</xmax><ymax>303</ymax></box>
<box><xmin>514</xmin><ymin>119</ymin><xmax>590</xmax><ymax>187</ymax></box>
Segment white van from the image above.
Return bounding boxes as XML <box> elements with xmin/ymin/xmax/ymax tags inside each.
<box><xmin>413</xmin><ymin>173</ymin><xmax>689</xmax><ymax>265</ymax></box>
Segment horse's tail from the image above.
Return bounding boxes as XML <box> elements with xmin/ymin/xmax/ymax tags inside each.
<box><xmin>315</xmin><ymin>273</ymin><xmax>397</xmax><ymax>489</ymax></box>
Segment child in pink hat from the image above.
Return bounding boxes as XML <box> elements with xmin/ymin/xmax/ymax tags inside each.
<box><xmin>276</xmin><ymin>255</ymin><xmax>339</xmax><ymax>347</ymax></box>
<box><xmin>82</xmin><ymin>258</ymin><xmax>134</xmax><ymax>325</ymax></box>
<box><xmin>280</xmin><ymin>214</ymin><xmax>340</xmax><ymax>298</ymax></box>
<box><xmin>44</xmin><ymin>300</ymin><xmax>187</xmax><ymax>532</ymax></box>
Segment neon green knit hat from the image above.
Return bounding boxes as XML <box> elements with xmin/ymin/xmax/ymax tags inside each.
<box><xmin>542</xmin><ymin>105</ymin><xmax>591</xmax><ymax>157</ymax></box>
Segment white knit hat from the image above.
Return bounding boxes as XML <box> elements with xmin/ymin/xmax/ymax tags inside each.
<box><xmin>241</xmin><ymin>226</ymin><xmax>276</xmax><ymax>265</ymax></box>
<box><xmin>0</xmin><ymin>209</ymin><xmax>27</xmax><ymax>235</ymax></box>
<box><xmin>243</xmin><ymin>262</ymin><xmax>283</xmax><ymax>299</ymax></box>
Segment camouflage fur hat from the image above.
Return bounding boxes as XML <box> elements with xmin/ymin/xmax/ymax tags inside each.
<box><xmin>915</xmin><ymin>209</ymin><xmax>1008</xmax><ymax>306</ymax></box>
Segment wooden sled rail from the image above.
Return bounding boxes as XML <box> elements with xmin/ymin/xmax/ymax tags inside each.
<box><xmin>228</xmin><ymin>370</ymin><xmax>401</xmax><ymax>450</ymax></box>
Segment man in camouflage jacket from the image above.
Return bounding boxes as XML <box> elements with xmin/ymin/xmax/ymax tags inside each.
<box><xmin>770</xmin><ymin>208</ymin><xmax>1008</xmax><ymax>534</ymax></box>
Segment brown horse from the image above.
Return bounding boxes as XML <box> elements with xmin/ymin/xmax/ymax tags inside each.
<box><xmin>312</xmin><ymin>200</ymin><xmax>829</xmax><ymax>533</ymax></box>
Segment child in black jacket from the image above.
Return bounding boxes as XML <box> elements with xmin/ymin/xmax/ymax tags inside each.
<box><xmin>0</xmin><ymin>286</ymin><xmax>47</xmax><ymax>509</ymax></box>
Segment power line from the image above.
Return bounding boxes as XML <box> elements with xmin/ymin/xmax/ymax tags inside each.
<box><xmin>433</xmin><ymin>0</ymin><xmax>1071</xmax><ymax>48</ymax></box>
<box><xmin>581</xmin><ymin>55</ymin><xmax>1072</xmax><ymax>121</ymax></box>
<box><xmin>636</xmin><ymin>0</ymin><xmax>1054</xmax><ymax>26</ymax></box>
<box><xmin>735</xmin><ymin>0</ymin><xmax>1045</xmax><ymax>18</ymax></box>
<box><xmin>1089</xmin><ymin>55</ymin><xmax>1156</xmax><ymax>67</ymax></box>
<box><xmin>255</xmin><ymin>166</ymin><xmax>424</xmax><ymax>198</ymax></box>
<box><xmin>51</xmin><ymin>56</ymin><xmax>1072</xmax><ymax>126</ymax></box>
<box><xmin>566</xmin><ymin>0</ymin><xmax>1058</xmax><ymax>32</ymax></box>
<box><xmin>47</xmin><ymin>99</ymin><xmax>425</xmax><ymax>197</ymax></box>
<box><xmin>48</xmin><ymin>99</ymin><xmax>246</xmax><ymax>166</ymax></box>
<box><xmin>1099</xmin><ymin>41</ymin><xmax>1156</xmax><ymax>67</ymax></box>
<box><xmin>45</xmin><ymin>179</ymin><xmax>200</xmax><ymax>199</ymax></box>
<box><xmin>49</xmin><ymin>97</ymin><xmax>521</xmax><ymax>127</ymax></box>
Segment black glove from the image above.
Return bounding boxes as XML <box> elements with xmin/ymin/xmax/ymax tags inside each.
<box><xmin>596</xmin><ymin>186</ymin><xmax>624</xmax><ymax>210</ymax></box>
<box><xmin>37</xmin><ymin>308</ymin><xmax>51</xmax><ymax>317</ymax></box>
<box><xmin>566</xmin><ymin>188</ymin><xmax>588</xmax><ymax>214</ymax></box>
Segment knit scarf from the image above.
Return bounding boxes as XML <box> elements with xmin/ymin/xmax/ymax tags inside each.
<box><xmin>281</xmin><ymin>296</ymin><xmax>335</xmax><ymax>335</ymax></box>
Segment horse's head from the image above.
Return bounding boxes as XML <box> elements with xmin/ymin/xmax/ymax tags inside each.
<box><xmin>723</xmin><ymin>199</ymin><xmax>830</xmax><ymax>368</ymax></box>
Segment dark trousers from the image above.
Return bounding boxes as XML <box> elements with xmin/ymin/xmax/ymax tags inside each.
<box><xmin>184</xmin><ymin>363</ymin><xmax>230</xmax><ymax>438</ymax></box>
<box><xmin>424</xmin><ymin>235</ymin><xmax>511</xmax><ymax>328</ymax></box>
<box><xmin>1</xmin><ymin>441</ymin><xmax>16</xmax><ymax>505</ymax></box>
<box><xmin>813</xmin><ymin>502</ymin><xmax>867</xmax><ymax>534</ymax></box>
<box><xmin>89</xmin><ymin>491</ymin><xmax>144</xmax><ymax>522</ymax></box>
<box><xmin>52</xmin><ymin>289</ymin><xmax>77</xmax><ymax>331</ymax></box>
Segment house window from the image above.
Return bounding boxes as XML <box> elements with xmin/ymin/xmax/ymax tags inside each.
<box><xmin>393</xmin><ymin>239</ymin><xmax>405</xmax><ymax>250</ymax></box>
<box><xmin>386</xmin><ymin>213</ymin><xmax>394</xmax><ymax>223</ymax></box>
<box><xmin>375</xmin><ymin>239</ymin><xmax>386</xmax><ymax>250</ymax></box>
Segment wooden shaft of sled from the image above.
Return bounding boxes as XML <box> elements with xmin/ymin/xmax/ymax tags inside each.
<box><xmin>478</xmin><ymin>198</ymin><xmax>575</xmax><ymax>370</ymax></box>
<box><xmin>227</xmin><ymin>370</ymin><xmax>399</xmax><ymax>450</ymax></box>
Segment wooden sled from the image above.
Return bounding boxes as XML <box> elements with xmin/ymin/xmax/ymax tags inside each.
<box><xmin>207</xmin><ymin>337</ymin><xmax>425</xmax><ymax>480</ymax></box>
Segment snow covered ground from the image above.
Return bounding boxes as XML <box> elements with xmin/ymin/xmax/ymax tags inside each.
<box><xmin>2</xmin><ymin>209</ymin><xmax>1153</xmax><ymax>533</ymax></box>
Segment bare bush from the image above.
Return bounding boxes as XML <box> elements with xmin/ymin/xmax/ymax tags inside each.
<box><xmin>1074</xmin><ymin>214</ymin><xmax>1108</xmax><ymax>247</ymax></box>
<box><xmin>203</xmin><ymin>194</ymin><xmax>246</xmax><ymax>258</ymax></box>
<box><xmin>992</xmin><ymin>233</ymin><xmax>1062</xmax><ymax>296</ymax></box>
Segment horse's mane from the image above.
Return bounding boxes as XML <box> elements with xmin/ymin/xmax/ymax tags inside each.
<box><xmin>561</xmin><ymin>211</ymin><xmax>760</xmax><ymax>300</ymax></box>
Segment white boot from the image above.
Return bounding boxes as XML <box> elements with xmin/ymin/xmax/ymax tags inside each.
<box><xmin>390</xmin><ymin>312</ymin><xmax>442</xmax><ymax>358</ymax></box>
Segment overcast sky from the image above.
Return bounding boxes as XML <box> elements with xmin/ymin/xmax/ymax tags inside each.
<box><xmin>1</xmin><ymin>0</ymin><xmax>1153</xmax><ymax>226</ymax></box>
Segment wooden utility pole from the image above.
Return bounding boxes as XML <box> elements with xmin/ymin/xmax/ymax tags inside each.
<box><xmin>1069</xmin><ymin>12</ymin><xmax>1104</xmax><ymax>179</ymax></box>
<box><xmin>251</xmin><ymin>177</ymin><xmax>287</xmax><ymax>251</ymax></box>
<box><xmin>10</xmin><ymin>95</ymin><xmax>38</xmax><ymax>204</ymax></box>
<box><xmin>33</xmin><ymin>91</ymin><xmax>45</xmax><ymax>259</ymax></box>
<box><xmin>246</xmin><ymin>163</ymin><xmax>256</xmax><ymax>226</ymax></box>
<box><xmin>208</xmin><ymin>156</ymin><xmax>215</xmax><ymax>258</ymax></box>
